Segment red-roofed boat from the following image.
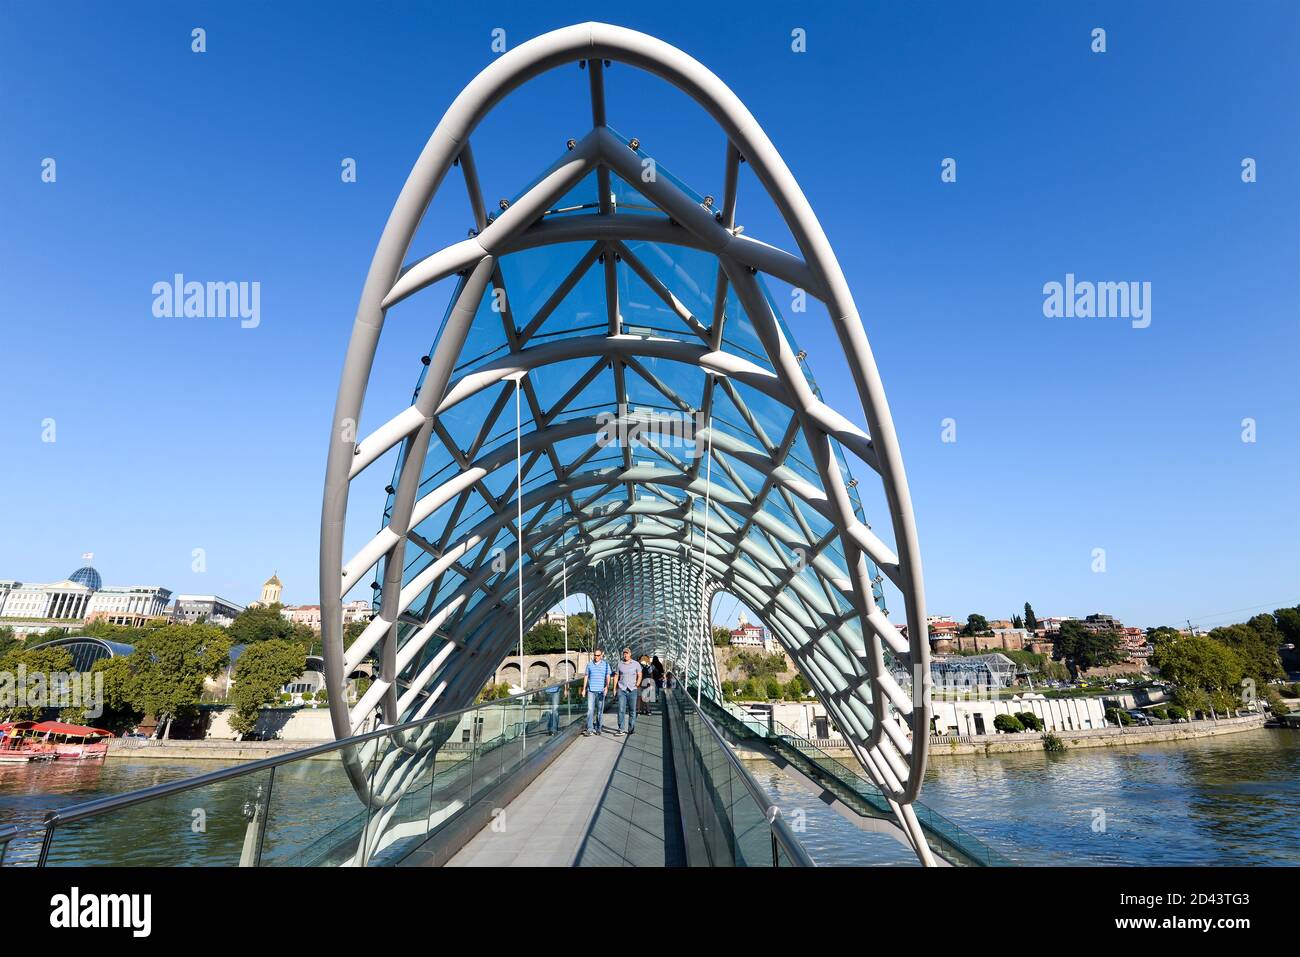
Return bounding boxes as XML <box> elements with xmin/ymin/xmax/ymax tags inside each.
<box><xmin>30</xmin><ymin>721</ymin><xmax>112</xmax><ymax>759</ymax></box>
<box><xmin>0</xmin><ymin>722</ymin><xmax>56</xmax><ymax>762</ymax></box>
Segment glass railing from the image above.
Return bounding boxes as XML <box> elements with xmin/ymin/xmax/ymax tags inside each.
<box><xmin>703</xmin><ymin>696</ymin><xmax>1011</xmax><ymax>867</ymax></box>
<box><xmin>663</xmin><ymin>688</ymin><xmax>813</xmax><ymax>867</ymax></box>
<box><xmin>0</xmin><ymin>825</ymin><xmax>17</xmax><ymax>866</ymax></box>
<box><xmin>20</xmin><ymin>680</ymin><xmax>587</xmax><ymax>867</ymax></box>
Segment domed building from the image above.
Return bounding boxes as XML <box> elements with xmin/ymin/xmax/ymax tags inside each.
<box><xmin>0</xmin><ymin>559</ymin><xmax>171</xmax><ymax>636</ymax></box>
<box><xmin>68</xmin><ymin>564</ymin><xmax>103</xmax><ymax>592</ymax></box>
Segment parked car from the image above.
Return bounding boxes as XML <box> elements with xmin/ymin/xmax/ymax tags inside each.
<box><xmin>1126</xmin><ymin>710</ymin><xmax>1152</xmax><ymax>726</ymax></box>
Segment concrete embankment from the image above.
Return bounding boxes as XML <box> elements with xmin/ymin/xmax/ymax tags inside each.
<box><xmin>106</xmin><ymin>738</ymin><xmax>312</xmax><ymax>762</ymax></box>
<box><xmin>928</xmin><ymin>712</ymin><xmax>1268</xmax><ymax>756</ymax></box>
<box><xmin>734</xmin><ymin>713</ymin><xmax>1272</xmax><ymax>760</ymax></box>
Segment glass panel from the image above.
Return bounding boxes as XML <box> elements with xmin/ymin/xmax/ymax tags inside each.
<box><xmin>261</xmin><ymin>745</ymin><xmax>373</xmax><ymax>866</ymax></box>
<box><xmin>41</xmin><ymin>768</ymin><xmax>275</xmax><ymax>867</ymax></box>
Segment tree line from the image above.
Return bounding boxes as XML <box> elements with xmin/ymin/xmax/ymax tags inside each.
<box><xmin>0</xmin><ymin>603</ymin><xmax>331</xmax><ymax>739</ymax></box>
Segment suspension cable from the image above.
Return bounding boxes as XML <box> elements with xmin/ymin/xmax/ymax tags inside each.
<box><xmin>697</xmin><ymin>407</ymin><xmax>714</xmax><ymax>706</ymax></box>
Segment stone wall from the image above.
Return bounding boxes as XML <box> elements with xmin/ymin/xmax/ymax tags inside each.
<box><xmin>929</xmin><ymin>712</ymin><xmax>1267</xmax><ymax>756</ymax></box>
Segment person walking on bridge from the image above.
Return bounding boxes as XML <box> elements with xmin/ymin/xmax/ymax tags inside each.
<box><xmin>581</xmin><ymin>649</ymin><xmax>613</xmax><ymax>737</ymax></box>
<box><xmin>615</xmin><ymin>648</ymin><xmax>642</xmax><ymax>736</ymax></box>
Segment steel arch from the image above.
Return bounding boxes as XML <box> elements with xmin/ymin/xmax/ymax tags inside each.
<box><xmin>320</xmin><ymin>22</ymin><xmax>932</xmax><ymax>858</ymax></box>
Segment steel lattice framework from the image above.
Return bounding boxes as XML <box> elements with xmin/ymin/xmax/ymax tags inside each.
<box><xmin>320</xmin><ymin>22</ymin><xmax>934</xmax><ymax>860</ymax></box>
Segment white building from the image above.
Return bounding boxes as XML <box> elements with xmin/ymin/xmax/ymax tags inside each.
<box><xmin>729</xmin><ymin>610</ymin><xmax>777</xmax><ymax>653</ymax></box>
<box><xmin>282</xmin><ymin>604</ymin><xmax>322</xmax><ymax>629</ymax></box>
<box><xmin>280</xmin><ymin>601</ymin><xmax>373</xmax><ymax>631</ymax></box>
<box><xmin>930</xmin><ymin>693</ymin><xmax>1107</xmax><ymax>736</ymax></box>
<box><xmin>86</xmin><ymin>585</ymin><xmax>172</xmax><ymax>618</ymax></box>
<box><xmin>343</xmin><ymin>600</ymin><xmax>374</xmax><ymax>626</ymax></box>
<box><xmin>173</xmin><ymin>595</ymin><xmax>246</xmax><ymax>627</ymax></box>
<box><xmin>0</xmin><ymin>579</ymin><xmax>95</xmax><ymax>621</ymax></box>
<box><xmin>0</xmin><ymin>563</ymin><xmax>172</xmax><ymax>635</ymax></box>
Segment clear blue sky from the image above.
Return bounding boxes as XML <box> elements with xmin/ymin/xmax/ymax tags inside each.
<box><xmin>1</xmin><ymin>1</ymin><xmax>1295</xmax><ymax>632</ymax></box>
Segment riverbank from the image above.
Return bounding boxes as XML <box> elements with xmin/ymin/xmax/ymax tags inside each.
<box><xmin>929</xmin><ymin>712</ymin><xmax>1267</xmax><ymax>756</ymax></box>
<box><xmin>735</xmin><ymin>712</ymin><xmax>1271</xmax><ymax>759</ymax></box>
<box><xmin>106</xmin><ymin>738</ymin><xmax>311</xmax><ymax>762</ymax></box>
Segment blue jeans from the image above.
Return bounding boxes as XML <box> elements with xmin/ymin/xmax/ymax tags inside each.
<box><xmin>586</xmin><ymin>690</ymin><xmax>605</xmax><ymax>732</ymax></box>
<box><xmin>617</xmin><ymin>688</ymin><xmax>638</xmax><ymax>732</ymax></box>
<box><xmin>545</xmin><ymin>687</ymin><xmax>561</xmax><ymax>732</ymax></box>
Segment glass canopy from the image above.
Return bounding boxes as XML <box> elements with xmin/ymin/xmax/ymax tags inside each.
<box><xmin>322</xmin><ymin>25</ymin><xmax>931</xmax><ymax>828</ymax></box>
<box><xmin>355</xmin><ymin>132</ymin><xmax>889</xmax><ymax>742</ymax></box>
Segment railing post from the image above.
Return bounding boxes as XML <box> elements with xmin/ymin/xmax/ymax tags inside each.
<box><xmin>238</xmin><ymin>776</ymin><xmax>271</xmax><ymax>867</ymax></box>
<box><xmin>37</xmin><ymin>814</ymin><xmax>58</xmax><ymax>868</ymax></box>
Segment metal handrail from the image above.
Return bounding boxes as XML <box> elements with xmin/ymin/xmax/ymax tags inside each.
<box><xmin>35</xmin><ymin>678</ymin><xmax>583</xmax><ymax>833</ymax></box>
<box><xmin>708</xmin><ymin>698</ymin><xmax>1010</xmax><ymax>866</ymax></box>
<box><xmin>668</xmin><ymin>688</ymin><xmax>814</xmax><ymax>867</ymax></box>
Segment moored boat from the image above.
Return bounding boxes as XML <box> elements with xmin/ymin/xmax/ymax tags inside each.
<box><xmin>30</xmin><ymin>721</ymin><xmax>113</xmax><ymax>759</ymax></box>
<box><xmin>0</xmin><ymin>722</ymin><xmax>58</xmax><ymax>762</ymax></box>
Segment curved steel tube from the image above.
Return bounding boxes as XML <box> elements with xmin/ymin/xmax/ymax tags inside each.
<box><xmin>320</xmin><ymin>22</ymin><xmax>932</xmax><ymax>859</ymax></box>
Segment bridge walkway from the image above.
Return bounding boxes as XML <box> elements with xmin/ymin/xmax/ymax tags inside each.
<box><xmin>446</xmin><ymin>703</ymin><xmax>685</xmax><ymax>867</ymax></box>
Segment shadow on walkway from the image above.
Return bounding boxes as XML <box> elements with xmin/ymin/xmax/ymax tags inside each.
<box><xmin>575</xmin><ymin>702</ymin><xmax>687</xmax><ymax>867</ymax></box>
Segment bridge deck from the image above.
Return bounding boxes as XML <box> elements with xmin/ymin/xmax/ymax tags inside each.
<box><xmin>446</xmin><ymin>703</ymin><xmax>685</xmax><ymax>867</ymax></box>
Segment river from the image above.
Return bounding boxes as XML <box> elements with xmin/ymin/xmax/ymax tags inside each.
<box><xmin>749</xmin><ymin>728</ymin><xmax>1300</xmax><ymax>866</ymax></box>
<box><xmin>3</xmin><ymin>728</ymin><xmax>1298</xmax><ymax>866</ymax></box>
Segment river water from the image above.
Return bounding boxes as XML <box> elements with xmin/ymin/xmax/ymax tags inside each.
<box><xmin>750</xmin><ymin>728</ymin><xmax>1300</xmax><ymax>866</ymax></box>
<box><xmin>3</xmin><ymin>728</ymin><xmax>1298</xmax><ymax>866</ymax></box>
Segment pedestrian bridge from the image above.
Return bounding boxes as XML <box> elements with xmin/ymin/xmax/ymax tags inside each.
<box><xmin>3</xmin><ymin>22</ymin><xmax>971</xmax><ymax>868</ymax></box>
<box><xmin>12</xmin><ymin>681</ymin><xmax>1005</xmax><ymax>868</ymax></box>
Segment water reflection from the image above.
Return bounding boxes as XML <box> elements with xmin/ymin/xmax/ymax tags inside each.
<box><xmin>920</xmin><ymin>729</ymin><xmax>1300</xmax><ymax>866</ymax></box>
<box><xmin>743</xmin><ymin>762</ymin><xmax>918</xmax><ymax>867</ymax></box>
<box><xmin>4</xmin><ymin>730</ymin><xmax>1299</xmax><ymax>866</ymax></box>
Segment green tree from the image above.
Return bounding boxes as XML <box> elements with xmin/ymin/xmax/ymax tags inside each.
<box><xmin>993</xmin><ymin>714</ymin><xmax>1024</xmax><ymax>733</ymax></box>
<box><xmin>0</xmin><ymin>626</ymin><xmax>19</xmax><ymax>659</ymax></box>
<box><xmin>1174</xmin><ymin>687</ymin><xmax>1212</xmax><ymax>718</ymax></box>
<box><xmin>1105</xmin><ymin>707</ymin><xmax>1133</xmax><ymax>727</ymax></box>
<box><xmin>130</xmin><ymin>624</ymin><xmax>231</xmax><ymax>738</ymax></box>
<box><xmin>1209</xmin><ymin>619</ymin><xmax>1283</xmax><ymax>684</ymax></box>
<box><xmin>522</xmin><ymin>622</ymin><xmax>565</xmax><ymax>654</ymax></box>
<box><xmin>711</xmin><ymin>625</ymin><xmax>733</xmax><ymax>647</ymax></box>
<box><xmin>784</xmin><ymin>673</ymin><xmax>809</xmax><ymax>700</ymax></box>
<box><xmin>566</xmin><ymin>613</ymin><xmax>596</xmax><ymax>649</ymax></box>
<box><xmin>1262</xmin><ymin>686</ymin><xmax>1287</xmax><ymax>715</ymax></box>
<box><xmin>1151</xmin><ymin>633</ymin><xmax>1243</xmax><ymax>703</ymax></box>
<box><xmin>91</xmin><ymin>655</ymin><xmax>144</xmax><ymax>734</ymax></box>
<box><xmin>227</xmin><ymin>603</ymin><xmax>311</xmax><ymax>647</ymax></box>
<box><xmin>735</xmin><ymin>651</ymin><xmax>787</xmax><ymax>679</ymax></box>
<box><xmin>0</xmin><ymin>645</ymin><xmax>75</xmax><ymax>721</ymax></box>
<box><xmin>961</xmin><ymin>614</ymin><xmax>991</xmax><ymax>637</ymax></box>
<box><xmin>1053</xmin><ymin>621</ymin><xmax>1123</xmax><ymax>676</ymax></box>
<box><xmin>1023</xmin><ymin>603</ymin><xmax>1039</xmax><ymax>633</ymax></box>
<box><xmin>1016</xmin><ymin>711</ymin><xmax>1044</xmax><ymax>731</ymax></box>
<box><xmin>478</xmin><ymin>682</ymin><xmax>512</xmax><ymax>701</ymax></box>
<box><xmin>228</xmin><ymin>639</ymin><xmax>306</xmax><ymax>737</ymax></box>
<box><xmin>343</xmin><ymin>619</ymin><xmax>368</xmax><ymax>651</ymax></box>
<box><xmin>1146</xmin><ymin>625</ymin><xmax>1181</xmax><ymax>644</ymax></box>
<box><xmin>1273</xmin><ymin>605</ymin><xmax>1300</xmax><ymax>645</ymax></box>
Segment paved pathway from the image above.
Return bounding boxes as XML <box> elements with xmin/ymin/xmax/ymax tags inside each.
<box><xmin>447</xmin><ymin>703</ymin><xmax>685</xmax><ymax>867</ymax></box>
